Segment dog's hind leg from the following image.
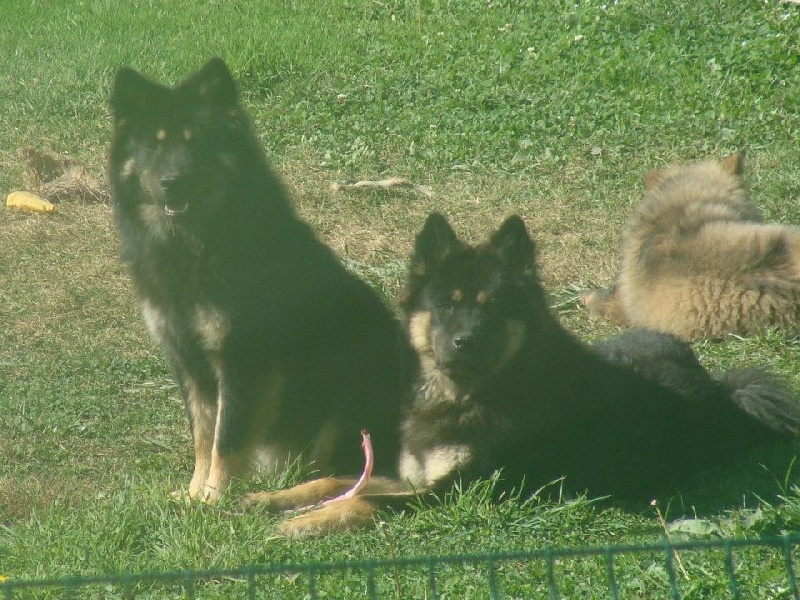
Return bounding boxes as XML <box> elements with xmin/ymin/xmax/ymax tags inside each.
<box><xmin>276</xmin><ymin>495</ymin><xmax>384</xmax><ymax>537</ymax></box>
<box><xmin>239</xmin><ymin>477</ymin><xmax>359</xmax><ymax>511</ymax></box>
<box><xmin>259</xmin><ymin>479</ymin><xmax>415</xmax><ymax>537</ymax></box>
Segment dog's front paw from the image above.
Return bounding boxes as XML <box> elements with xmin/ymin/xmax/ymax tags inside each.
<box><xmin>238</xmin><ymin>490</ymin><xmax>289</xmax><ymax>512</ymax></box>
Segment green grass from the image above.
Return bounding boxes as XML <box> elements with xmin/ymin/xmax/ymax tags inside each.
<box><xmin>2</xmin><ymin>0</ymin><xmax>800</xmax><ymax>596</ymax></box>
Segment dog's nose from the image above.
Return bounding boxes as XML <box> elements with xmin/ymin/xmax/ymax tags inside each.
<box><xmin>452</xmin><ymin>334</ymin><xmax>473</xmax><ymax>352</ymax></box>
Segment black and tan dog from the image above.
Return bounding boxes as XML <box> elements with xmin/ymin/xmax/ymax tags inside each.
<box><xmin>109</xmin><ymin>58</ymin><xmax>413</xmax><ymax>502</ymax></box>
<box><xmin>582</xmin><ymin>154</ymin><xmax>800</xmax><ymax>340</ymax></box>
<box><xmin>242</xmin><ymin>213</ymin><xmax>800</xmax><ymax>536</ymax></box>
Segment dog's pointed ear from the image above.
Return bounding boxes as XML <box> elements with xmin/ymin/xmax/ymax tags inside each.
<box><xmin>183</xmin><ymin>57</ymin><xmax>238</xmax><ymax>107</ymax></box>
<box><xmin>110</xmin><ymin>66</ymin><xmax>164</xmax><ymax>122</ymax></box>
<box><xmin>720</xmin><ymin>152</ymin><xmax>744</xmax><ymax>176</ymax></box>
<box><xmin>409</xmin><ymin>212</ymin><xmax>462</xmax><ymax>277</ymax></box>
<box><xmin>488</xmin><ymin>215</ymin><xmax>536</xmax><ymax>274</ymax></box>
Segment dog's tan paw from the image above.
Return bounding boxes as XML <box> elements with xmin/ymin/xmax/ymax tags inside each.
<box><xmin>239</xmin><ymin>490</ymin><xmax>287</xmax><ymax>512</ymax></box>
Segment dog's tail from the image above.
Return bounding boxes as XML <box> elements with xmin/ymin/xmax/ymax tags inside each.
<box><xmin>717</xmin><ymin>368</ymin><xmax>800</xmax><ymax>438</ymax></box>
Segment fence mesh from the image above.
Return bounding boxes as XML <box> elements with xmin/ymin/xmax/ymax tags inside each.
<box><xmin>2</xmin><ymin>535</ymin><xmax>799</xmax><ymax>599</ymax></box>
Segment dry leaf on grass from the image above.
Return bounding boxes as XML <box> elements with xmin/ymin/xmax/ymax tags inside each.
<box><xmin>22</xmin><ymin>147</ymin><xmax>109</xmax><ymax>203</ymax></box>
<box><xmin>330</xmin><ymin>176</ymin><xmax>432</xmax><ymax>197</ymax></box>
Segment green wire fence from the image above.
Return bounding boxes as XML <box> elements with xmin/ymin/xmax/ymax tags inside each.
<box><xmin>2</xmin><ymin>535</ymin><xmax>799</xmax><ymax>599</ymax></box>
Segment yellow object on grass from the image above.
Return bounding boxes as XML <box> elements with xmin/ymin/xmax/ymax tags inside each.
<box><xmin>6</xmin><ymin>190</ymin><xmax>56</xmax><ymax>213</ymax></box>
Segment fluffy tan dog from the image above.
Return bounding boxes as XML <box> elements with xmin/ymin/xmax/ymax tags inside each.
<box><xmin>582</xmin><ymin>154</ymin><xmax>800</xmax><ymax>340</ymax></box>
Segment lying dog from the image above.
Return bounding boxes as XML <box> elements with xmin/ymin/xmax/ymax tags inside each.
<box><xmin>582</xmin><ymin>153</ymin><xmax>800</xmax><ymax>340</ymax></box>
<box><xmin>242</xmin><ymin>213</ymin><xmax>800</xmax><ymax>536</ymax></box>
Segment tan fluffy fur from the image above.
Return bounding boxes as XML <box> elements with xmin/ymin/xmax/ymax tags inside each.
<box><xmin>582</xmin><ymin>154</ymin><xmax>800</xmax><ymax>340</ymax></box>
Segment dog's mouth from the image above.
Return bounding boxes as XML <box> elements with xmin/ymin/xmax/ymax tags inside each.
<box><xmin>440</xmin><ymin>358</ymin><xmax>482</xmax><ymax>385</ymax></box>
<box><xmin>164</xmin><ymin>202</ymin><xmax>189</xmax><ymax>217</ymax></box>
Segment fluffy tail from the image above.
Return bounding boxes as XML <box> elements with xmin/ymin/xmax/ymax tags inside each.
<box><xmin>717</xmin><ymin>368</ymin><xmax>800</xmax><ymax>438</ymax></box>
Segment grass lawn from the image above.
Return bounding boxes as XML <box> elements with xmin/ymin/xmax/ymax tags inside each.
<box><xmin>2</xmin><ymin>0</ymin><xmax>800</xmax><ymax>597</ymax></box>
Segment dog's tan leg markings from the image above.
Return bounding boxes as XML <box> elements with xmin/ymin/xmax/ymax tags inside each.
<box><xmin>201</xmin><ymin>368</ymin><xmax>286</xmax><ymax>502</ymax></box>
<box><xmin>187</xmin><ymin>392</ymin><xmax>216</xmax><ymax>498</ymax></box>
<box><xmin>200</xmin><ymin>384</ymin><xmax>233</xmax><ymax>502</ymax></box>
<box><xmin>202</xmin><ymin>447</ymin><xmax>248</xmax><ymax>503</ymax></box>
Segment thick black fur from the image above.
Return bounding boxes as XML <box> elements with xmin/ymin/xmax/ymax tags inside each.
<box><xmin>109</xmin><ymin>58</ymin><xmax>413</xmax><ymax>501</ymax></box>
<box><xmin>397</xmin><ymin>213</ymin><xmax>800</xmax><ymax>503</ymax></box>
